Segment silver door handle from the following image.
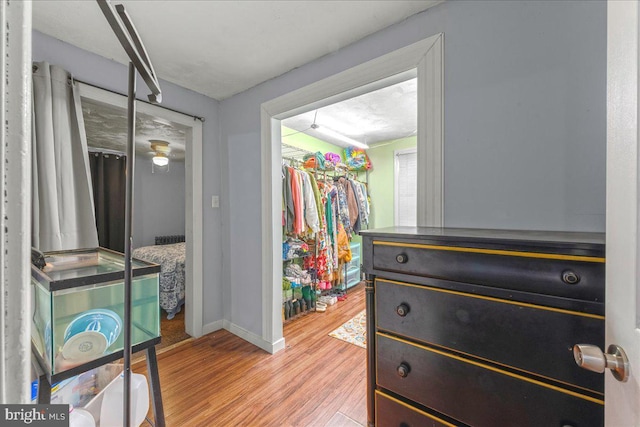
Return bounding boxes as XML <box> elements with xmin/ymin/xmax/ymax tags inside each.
<box><xmin>573</xmin><ymin>344</ymin><xmax>629</xmax><ymax>382</ymax></box>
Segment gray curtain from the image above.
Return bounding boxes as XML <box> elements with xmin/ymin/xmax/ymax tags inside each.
<box><xmin>89</xmin><ymin>152</ymin><xmax>126</xmax><ymax>252</ymax></box>
<box><xmin>32</xmin><ymin>62</ymin><xmax>98</xmax><ymax>252</ymax></box>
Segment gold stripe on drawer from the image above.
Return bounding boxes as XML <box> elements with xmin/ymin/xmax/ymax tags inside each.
<box><xmin>376</xmin><ymin>278</ymin><xmax>606</xmax><ymax>320</ymax></box>
<box><xmin>373</xmin><ymin>240</ymin><xmax>606</xmax><ymax>263</ymax></box>
<box><xmin>375</xmin><ymin>390</ymin><xmax>457</xmax><ymax>427</ymax></box>
<box><xmin>378</xmin><ymin>332</ymin><xmax>605</xmax><ymax>406</ymax></box>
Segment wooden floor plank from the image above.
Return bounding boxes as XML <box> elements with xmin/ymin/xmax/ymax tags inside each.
<box><xmin>137</xmin><ymin>283</ymin><xmax>367</xmax><ymax>426</ymax></box>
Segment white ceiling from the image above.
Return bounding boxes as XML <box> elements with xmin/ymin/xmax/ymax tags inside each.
<box><xmin>34</xmin><ymin>1</ymin><xmax>440</xmax><ymax>148</ymax></box>
<box><xmin>82</xmin><ymin>97</ymin><xmax>188</xmax><ymax>160</ymax></box>
<box><xmin>282</xmin><ymin>78</ymin><xmax>417</xmax><ymax>148</ymax></box>
<box><xmin>32</xmin><ymin>1</ymin><xmax>441</xmax><ymax>101</ymax></box>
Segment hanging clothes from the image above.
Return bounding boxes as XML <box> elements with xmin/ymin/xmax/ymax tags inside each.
<box><xmin>281</xmin><ymin>163</ymin><xmax>371</xmax><ymax>288</ymax></box>
<box><xmin>337</xmin><ymin>223</ymin><xmax>352</xmax><ymax>263</ymax></box>
<box><xmin>354</xmin><ymin>180</ymin><xmax>369</xmax><ymax>227</ymax></box>
<box><xmin>335</xmin><ymin>178</ymin><xmax>351</xmax><ymax>236</ymax></box>
<box><xmin>330</xmin><ymin>187</ymin><xmax>339</xmax><ymax>269</ymax></box>
<box><xmin>283</xmin><ymin>165</ymin><xmax>295</xmax><ymax>234</ymax></box>
<box><xmin>308</xmin><ymin>172</ymin><xmax>324</xmax><ymax>229</ymax></box>
<box><xmin>301</xmin><ymin>172</ymin><xmax>320</xmax><ymax>233</ymax></box>
<box><xmin>290</xmin><ymin>167</ymin><xmax>305</xmax><ymax>234</ymax></box>
<box><xmin>347</xmin><ymin>178</ymin><xmax>361</xmax><ymax>233</ymax></box>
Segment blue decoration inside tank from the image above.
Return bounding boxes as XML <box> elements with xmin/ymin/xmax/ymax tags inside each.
<box><xmin>61</xmin><ymin>309</ymin><xmax>122</xmax><ymax>362</ymax></box>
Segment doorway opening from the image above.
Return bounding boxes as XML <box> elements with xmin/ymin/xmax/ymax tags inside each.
<box><xmin>280</xmin><ymin>77</ymin><xmax>418</xmax><ymax>335</ymax></box>
<box><xmin>261</xmin><ymin>34</ymin><xmax>444</xmax><ymax>353</ymax></box>
<box><xmin>78</xmin><ymin>83</ymin><xmax>204</xmax><ymax>348</ymax></box>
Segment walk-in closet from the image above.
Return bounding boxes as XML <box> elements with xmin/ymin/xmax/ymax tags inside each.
<box><xmin>280</xmin><ymin>77</ymin><xmax>417</xmax><ymax>325</ymax></box>
<box><xmin>281</xmin><ymin>142</ymin><xmax>369</xmax><ymax>321</ymax></box>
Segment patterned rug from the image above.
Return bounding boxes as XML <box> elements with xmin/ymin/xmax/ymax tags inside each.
<box><xmin>329</xmin><ymin>309</ymin><xmax>366</xmax><ymax>349</ymax></box>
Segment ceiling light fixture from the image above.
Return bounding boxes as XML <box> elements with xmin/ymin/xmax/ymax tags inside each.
<box><xmin>152</xmin><ymin>153</ymin><xmax>169</xmax><ymax>166</ymax></box>
<box><xmin>150</xmin><ymin>140</ymin><xmax>171</xmax><ymax>167</ymax></box>
<box><xmin>311</xmin><ymin>124</ymin><xmax>369</xmax><ymax>149</ymax></box>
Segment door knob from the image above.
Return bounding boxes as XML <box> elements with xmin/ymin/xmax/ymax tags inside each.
<box><xmin>573</xmin><ymin>344</ymin><xmax>629</xmax><ymax>382</ymax></box>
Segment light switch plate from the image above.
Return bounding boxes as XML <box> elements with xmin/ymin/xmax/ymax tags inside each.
<box><xmin>211</xmin><ymin>195</ymin><xmax>219</xmax><ymax>208</ymax></box>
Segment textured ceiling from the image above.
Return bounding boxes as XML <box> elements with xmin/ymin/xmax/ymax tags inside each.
<box><xmin>282</xmin><ymin>78</ymin><xmax>417</xmax><ymax>148</ymax></box>
<box><xmin>32</xmin><ymin>1</ymin><xmax>442</xmax><ymax>100</ymax></box>
<box><xmin>82</xmin><ymin>97</ymin><xmax>187</xmax><ymax>160</ymax></box>
<box><xmin>38</xmin><ymin>2</ymin><xmax>436</xmax><ymax>148</ymax></box>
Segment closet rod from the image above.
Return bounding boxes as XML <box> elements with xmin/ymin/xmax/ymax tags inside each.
<box><xmin>73</xmin><ymin>78</ymin><xmax>206</xmax><ymax>123</ymax></box>
<box><xmin>282</xmin><ymin>156</ymin><xmax>303</xmax><ymax>165</ymax></box>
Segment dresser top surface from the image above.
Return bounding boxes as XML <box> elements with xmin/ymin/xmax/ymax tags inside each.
<box><xmin>359</xmin><ymin>227</ymin><xmax>605</xmax><ymax>247</ymax></box>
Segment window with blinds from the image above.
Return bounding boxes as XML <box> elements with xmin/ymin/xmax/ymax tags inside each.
<box><xmin>394</xmin><ymin>148</ymin><xmax>417</xmax><ymax>226</ymax></box>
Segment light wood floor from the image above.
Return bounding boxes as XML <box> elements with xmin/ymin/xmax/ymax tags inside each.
<box><xmin>136</xmin><ymin>284</ymin><xmax>367</xmax><ymax>427</ymax></box>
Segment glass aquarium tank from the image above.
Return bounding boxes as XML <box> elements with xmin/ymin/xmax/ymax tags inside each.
<box><xmin>31</xmin><ymin>248</ymin><xmax>161</xmax><ymax>379</ymax></box>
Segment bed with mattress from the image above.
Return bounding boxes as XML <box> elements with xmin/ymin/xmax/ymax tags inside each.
<box><xmin>132</xmin><ymin>235</ymin><xmax>186</xmax><ymax>319</ymax></box>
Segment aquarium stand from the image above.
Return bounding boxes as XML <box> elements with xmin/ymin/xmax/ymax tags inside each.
<box><xmin>32</xmin><ymin>338</ymin><xmax>165</xmax><ymax>427</ymax></box>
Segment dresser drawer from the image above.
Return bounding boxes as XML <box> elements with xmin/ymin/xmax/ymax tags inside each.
<box><xmin>376</xmin><ymin>278</ymin><xmax>604</xmax><ymax>393</ymax></box>
<box><xmin>372</xmin><ymin>241</ymin><xmax>604</xmax><ymax>302</ymax></box>
<box><xmin>376</xmin><ymin>333</ymin><xmax>603</xmax><ymax>427</ymax></box>
<box><xmin>375</xmin><ymin>391</ymin><xmax>459</xmax><ymax>427</ymax></box>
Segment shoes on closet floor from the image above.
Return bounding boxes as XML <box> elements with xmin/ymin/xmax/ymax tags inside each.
<box><xmin>315</xmin><ymin>302</ymin><xmax>327</xmax><ymax>312</ymax></box>
<box><xmin>283</xmin><ymin>301</ymin><xmax>291</xmax><ymax>319</ymax></box>
<box><xmin>318</xmin><ymin>295</ymin><xmax>337</xmax><ymax>306</ymax></box>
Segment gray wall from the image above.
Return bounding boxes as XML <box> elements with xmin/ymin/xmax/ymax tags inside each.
<box><xmin>33</xmin><ymin>31</ymin><xmax>224</xmax><ymax>326</ymax></box>
<box><xmin>219</xmin><ymin>1</ymin><xmax>606</xmax><ymax>335</ymax></box>
<box><xmin>133</xmin><ymin>156</ymin><xmax>185</xmax><ymax>249</ymax></box>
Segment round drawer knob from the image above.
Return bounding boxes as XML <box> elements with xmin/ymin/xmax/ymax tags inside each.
<box><xmin>562</xmin><ymin>270</ymin><xmax>581</xmax><ymax>285</ymax></box>
<box><xmin>396</xmin><ymin>253</ymin><xmax>408</xmax><ymax>263</ymax></box>
<box><xmin>397</xmin><ymin>363</ymin><xmax>411</xmax><ymax>378</ymax></box>
<box><xmin>396</xmin><ymin>303</ymin><xmax>410</xmax><ymax>317</ymax></box>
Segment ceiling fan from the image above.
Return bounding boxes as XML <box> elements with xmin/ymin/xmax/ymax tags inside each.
<box><xmin>149</xmin><ymin>140</ymin><xmax>171</xmax><ymax>166</ymax></box>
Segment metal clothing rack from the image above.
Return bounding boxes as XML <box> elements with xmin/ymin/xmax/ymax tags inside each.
<box><xmin>282</xmin><ymin>143</ymin><xmax>313</xmax><ymax>162</ymax></box>
<box><xmin>281</xmin><ymin>142</ymin><xmax>370</xmax><ymax>301</ymax></box>
<box><xmin>96</xmin><ymin>1</ymin><xmax>164</xmax><ymax>426</ymax></box>
<box><xmin>282</xmin><ymin>158</ymin><xmax>320</xmax><ymax>317</ymax></box>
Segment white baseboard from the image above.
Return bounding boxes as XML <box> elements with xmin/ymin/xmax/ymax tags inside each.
<box><xmin>201</xmin><ymin>320</ymin><xmax>224</xmax><ymax>336</ymax></box>
<box><xmin>223</xmin><ymin>320</ymin><xmax>286</xmax><ymax>354</ymax></box>
<box><xmin>200</xmin><ymin>319</ymin><xmax>286</xmax><ymax>354</ymax></box>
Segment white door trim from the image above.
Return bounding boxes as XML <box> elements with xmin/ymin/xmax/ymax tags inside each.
<box><xmin>1</xmin><ymin>0</ymin><xmax>32</xmax><ymax>403</ymax></box>
<box><xmin>260</xmin><ymin>34</ymin><xmax>444</xmax><ymax>353</ymax></box>
<box><xmin>78</xmin><ymin>83</ymin><xmax>204</xmax><ymax>338</ymax></box>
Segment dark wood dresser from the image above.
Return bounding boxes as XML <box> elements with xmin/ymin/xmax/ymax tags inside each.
<box><xmin>360</xmin><ymin>227</ymin><xmax>605</xmax><ymax>427</ymax></box>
